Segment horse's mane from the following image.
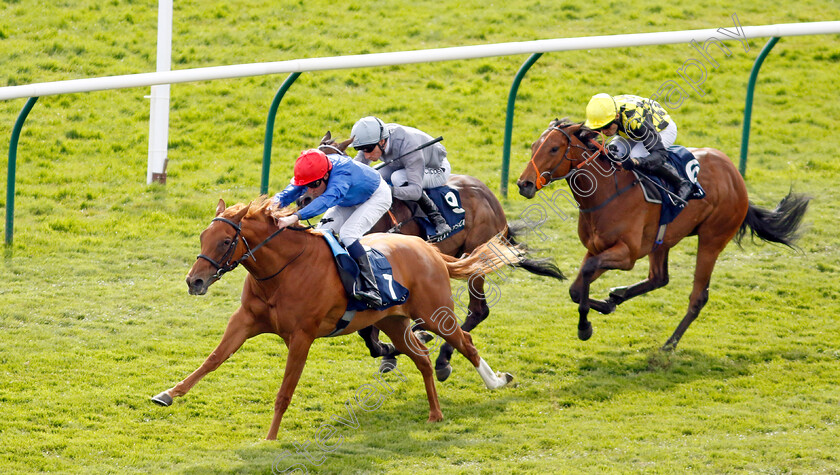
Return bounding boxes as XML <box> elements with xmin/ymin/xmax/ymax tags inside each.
<box><xmin>550</xmin><ymin>117</ymin><xmax>582</xmax><ymax>129</ymax></box>
<box><xmin>220</xmin><ymin>197</ymin><xmax>319</xmax><ymax>234</ymax></box>
<box><xmin>221</xmin><ymin>197</ymin><xmax>296</xmax><ymax>222</ymax></box>
<box><xmin>547</xmin><ymin>117</ymin><xmax>600</xmax><ymax>154</ymax></box>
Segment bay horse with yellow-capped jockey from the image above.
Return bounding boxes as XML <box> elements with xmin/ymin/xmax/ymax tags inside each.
<box><xmin>517</xmin><ymin>119</ymin><xmax>809</xmax><ymax>350</ymax></box>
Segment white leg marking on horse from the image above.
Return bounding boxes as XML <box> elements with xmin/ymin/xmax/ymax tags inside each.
<box><xmin>476</xmin><ymin>357</ymin><xmax>513</xmax><ymax>389</ymax></box>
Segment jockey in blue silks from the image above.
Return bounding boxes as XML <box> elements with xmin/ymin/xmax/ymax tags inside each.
<box><xmin>272</xmin><ymin>148</ymin><xmax>392</xmax><ymax>307</ymax></box>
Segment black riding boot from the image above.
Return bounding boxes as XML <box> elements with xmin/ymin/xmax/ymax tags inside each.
<box><xmin>652</xmin><ymin>161</ymin><xmax>692</xmax><ymax>204</ymax></box>
<box><xmin>347</xmin><ymin>241</ymin><xmax>382</xmax><ymax>308</ymax></box>
<box><xmin>416</xmin><ymin>191</ymin><xmax>451</xmax><ymax>239</ymax></box>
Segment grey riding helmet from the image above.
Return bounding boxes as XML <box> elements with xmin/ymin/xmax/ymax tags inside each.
<box><xmin>351</xmin><ymin>116</ymin><xmax>389</xmax><ymax>148</ymax></box>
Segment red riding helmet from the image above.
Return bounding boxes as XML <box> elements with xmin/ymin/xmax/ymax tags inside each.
<box><xmin>291</xmin><ymin>149</ymin><xmax>332</xmax><ymax>186</ymax></box>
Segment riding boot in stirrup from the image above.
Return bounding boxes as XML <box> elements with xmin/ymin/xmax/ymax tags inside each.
<box><xmin>416</xmin><ymin>191</ymin><xmax>451</xmax><ymax>239</ymax></box>
<box><xmin>655</xmin><ymin>161</ymin><xmax>693</xmax><ymax>204</ymax></box>
<box><xmin>353</xmin><ymin>251</ymin><xmax>383</xmax><ymax>309</ymax></box>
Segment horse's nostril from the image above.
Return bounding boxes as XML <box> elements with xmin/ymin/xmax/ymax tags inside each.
<box><xmin>517</xmin><ymin>181</ymin><xmax>536</xmax><ymax>198</ymax></box>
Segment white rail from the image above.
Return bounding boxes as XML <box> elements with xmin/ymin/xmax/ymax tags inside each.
<box><xmin>2</xmin><ymin>21</ymin><xmax>839</xmax><ymax>101</ymax></box>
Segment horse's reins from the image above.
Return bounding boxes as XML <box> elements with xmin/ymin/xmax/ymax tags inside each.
<box><xmin>197</xmin><ymin>217</ymin><xmax>306</xmax><ymax>281</ymax></box>
<box><xmin>528</xmin><ymin>124</ymin><xmax>640</xmax><ymax>212</ymax></box>
<box><xmin>384</xmin><ymin>210</ymin><xmax>415</xmax><ymax>234</ymax></box>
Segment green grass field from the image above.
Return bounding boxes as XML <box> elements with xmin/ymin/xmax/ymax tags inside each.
<box><xmin>2</xmin><ymin>0</ymin><xmax>839</xmax><ymax>473</ymax></box>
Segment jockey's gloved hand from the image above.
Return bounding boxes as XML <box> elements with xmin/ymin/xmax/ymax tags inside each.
<box><xmin>275</xmin><ymin>214</ymin><xmax>300</xmax><ymax>229</ymax></box>
<box><xmin>621</xmin><ymin>158</ymin><xmax>637</xmax><ymax>171</ymax></box>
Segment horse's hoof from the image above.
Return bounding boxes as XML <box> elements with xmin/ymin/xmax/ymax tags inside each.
<box><xmin>379</xmin><ymin>356</ymin><xmax>398</xmax><ymax>373</ymax></box>
<box><xmin>498</xmin><ymin>372</ymin><xmax>514</xmax><ymax>387</ymax></box>
<box><xmin>435</xmin><ymin>364</ymin><xmax>452</xmax><ymax>382</ymax></box>
<box><xmin>578</xmin><ymin>323</ymin><xmax>593</xmax><ymax>341</ymax></box>
<box><xmin>486</xmin><ymin>372</ymin><xmax>514</xmax><ymax>389</ymax></box>
<box><xmin>660</xmin><ymin>341</ymin><xmax>677</xmax><ymax>352</ymax></box>
<box><xmin>599</xmin><ymin>298</ymin><xmax>617</xmax><ymax>315</ymax></box>
<box><xmin>608</xmin><ymin>286</ymin><xmax>629</xmax><ymax>304</ymax></box>
<box><xmin>151</xmin><ymin>391</ymin><xmax>173</xmax><ymax>406</ymax></box>
<box><xmin>415</xmin><ymin>330</ymin><xmax>434</xmax><ymax>344</ymax></box>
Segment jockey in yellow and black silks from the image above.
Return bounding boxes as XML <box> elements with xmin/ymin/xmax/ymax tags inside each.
<box><xmin>584</xmin><ymin>93</ymin><xmax>692</xmax><ymax>202</ymax></box>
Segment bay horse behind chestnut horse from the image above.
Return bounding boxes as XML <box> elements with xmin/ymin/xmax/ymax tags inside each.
<box><xmin>517</xmin><ymin>119</ymin><xmax>810</xmax><ymax>350</ymax></box>
<box><xmin>151</xmin><ymin>198</ymin><xmax>518</xmax><ymax>440</ymax></box>
<box><xmin>316</xmin><ymin>132</ymin><xmax>565</xmax><ymax>380</ymax></box>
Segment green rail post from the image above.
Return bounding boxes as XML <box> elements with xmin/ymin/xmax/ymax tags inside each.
<box><xmin>261</xmin><ymin>72</ymin><xmax>301</xmax><ymax>195</ymax></box>
<box><xmin>740</xmin><ymin>37</ymin><xmax>780</xmax><ymax>177</ymax></box>
<box><xmin>5</xmin><ymin>97</ymin><xmax>39</xmax><ymax>246</ymax></box>
<box><xmin>500</xmin><ymin>53</ymin><xmax>543</xmax><ymax>198</ymax></box>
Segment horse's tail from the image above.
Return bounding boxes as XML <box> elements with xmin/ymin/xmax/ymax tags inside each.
<box><xmin>735</xmin><ymin>190</ymin><xmax>811</xmax><ymax>248</ymax></box>
<box><xmin>439</xmin><ymin>234</ymin><xmax>528</xmax><ymax>280</ymax></box>
<box><xmin>505</xmin><ymin>223</ymin><xmax>567</xmax><ymax>280</ymax></box>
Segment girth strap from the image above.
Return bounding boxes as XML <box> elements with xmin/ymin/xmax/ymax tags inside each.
<box><xmin>324</xmin><ymin>310</ymin><xmax>357</xmax><ymax>337</ymax></box>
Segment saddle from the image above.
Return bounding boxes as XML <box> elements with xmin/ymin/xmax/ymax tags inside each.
<box><xmin>635</xmin><ymin>145</ymin><xmax>706</xmax><ymax>226</ymax></box>
<box><xmin>320</xmin><ymin>231</ymin><xmax>409</xmax><ymax>310</ymax></box>
<box><xmin>390</xmin><ymin>185</ymin><xmax>466</xmax><ymax>243</ymax></box>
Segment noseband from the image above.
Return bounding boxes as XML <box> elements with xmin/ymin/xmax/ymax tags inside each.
<box><xmin>197</xmin><ymin>216</ymin><xmax>290</xmax><ymax>280</ymax></box>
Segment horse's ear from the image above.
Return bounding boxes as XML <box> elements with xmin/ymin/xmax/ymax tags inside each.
<box><xmin>216</xmin><ymin>199</ymin><xmax>226</xmax><ymax>217</ymax></box>
<box><xmin>576</xmin><ymin>126</ymin><xmax>598</xmax><ymax>142</ymax></box>
<box><xmin>320</xmin><ymin>131</ymin><xmax>332</xmax><ymax>145</ymax></box>
<box><xmin>338</xmin><ymin>137</ymin><xmax>352</xmax><ymax>153</ymax></box>
<box><xmin>232</xmin><ymin>202</ymin><xmax>250</xmax><ymax>223</ymax></box>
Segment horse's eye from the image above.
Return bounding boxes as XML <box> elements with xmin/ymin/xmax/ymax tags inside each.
<box><xmin>223</xmin><ymin>238</ymin><xmax>232</xmax><ymax>246</ymax></box>
<box><xmin>550</xmin><ymin>146</ymin><xmax>560</xmax><ymax>153</ymax></box>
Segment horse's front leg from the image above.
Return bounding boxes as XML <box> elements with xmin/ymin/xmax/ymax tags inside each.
<box><xmin>266</xmin><ymin>330</ymin><xmax>315</xmax><ymax>440</ymax></box>
<box><xmin>152</xmin><ymin>307</ymin><xmax>259</xmax><ymax>406</ymax></box>
<box><xmin>569</xmin><ymin>245</ymin><xmax>634</xmax><ymax>340</ymax></box>
<box><xmin>607</xmin><ymin>248</ymin><xmax>670</xmax><ymax>305</ymax></box>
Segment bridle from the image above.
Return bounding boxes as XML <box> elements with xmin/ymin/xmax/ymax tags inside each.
<box><xmin>527</xmin><ymin>123</ymin><xmax>639</xmax><ymax>213</ymax></box>
<box><xmin>527</xmin><ymin>124</ymin><xmax>604</xmax><ymax>190</ymax></box>
<box><xmin>197</xmin><ymin>216</ymin><xmax>305</xmax><ymax>281</ymax></box>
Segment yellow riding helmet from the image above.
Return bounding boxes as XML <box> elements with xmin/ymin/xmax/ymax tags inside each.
<box><xmin>584</xmin><ymin>93</ymin><xmax>618</xmax><ymax>129</ymax></box>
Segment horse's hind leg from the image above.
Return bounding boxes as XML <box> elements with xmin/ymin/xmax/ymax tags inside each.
<box><xmin>607</xmin><ymin>248</ymin><xmax>670</xmax><ymax>305</ymax></box>
<box><xmin>419</xmin><ymin>305</ymin><xmax>513</xmax><ymax>389</ymax></box>
<box><xmin>151</xmin><ymin>307</ymin><xmax>258</xmax><ymax>406</ymax></box>
<box><xmin>375</xmin><ymin>316</ymin><xmax>443</xmax><ymax>422</ymax></box>
<box><xmin>661</xmin><ymin>236</ymin><xmax>726</xmax><ymax>351</ymax></box>
<box><xmin>357</xmin><ymin>326</ymin><xmax>396</xmax><ymax>358</ymax></box>
<box><xmin>434</xmin><ymin>275</ymin><xmax>490</xmax><ymax>382</ymax></box>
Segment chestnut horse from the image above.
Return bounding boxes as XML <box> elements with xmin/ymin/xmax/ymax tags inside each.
<box><xmin>315</xmin><ymin>133</ymin><xmax>565</xmax><ymax>380</ymax></box>
<box><xmin>517</xmin><ymin>119</ymin><xmax>809</xmax><ymax>350</ymax></box>
<box><xmin>151</xmin><ymin>198</ymin><xmax>518</xmax><ymax>440</ymax></box>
